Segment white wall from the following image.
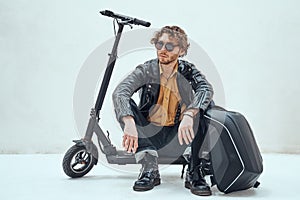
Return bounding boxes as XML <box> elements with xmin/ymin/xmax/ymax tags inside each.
<box><xmin>1</xmin><ymin>0</ymin><xmax>300</xmax><ymax>154</ymax></box>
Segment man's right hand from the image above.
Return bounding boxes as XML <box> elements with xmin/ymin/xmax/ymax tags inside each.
<box><xmin>122</xmin><ymin>116</ymin><xmax>138</xmax><ymax>153</ymax></box>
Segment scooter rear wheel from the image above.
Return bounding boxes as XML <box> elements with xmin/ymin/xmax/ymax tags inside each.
<box><xmin>62</xmin><ymin>145</ymin><xmax>97</xmax><ymax>178</ymax></box>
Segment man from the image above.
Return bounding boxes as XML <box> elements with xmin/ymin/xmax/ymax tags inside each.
<box><xmin>112</xmin><ymin>26</ymin><xmax>214</xmax><ymax>196</ymax></box>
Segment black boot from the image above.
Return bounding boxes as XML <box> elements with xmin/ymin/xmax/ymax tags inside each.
<box><xmin>185</xmin><ymin>161</ymin><xmax>212</xmax><ymax>196</ymax></box>
<box><xmin>184</xmin><ymin>167</ymin><xmax>193</xmax><ymax>189</ymax></box>
<box><xmin>133</xmin><ymin>153</ymin><xmax>161</xmax><ymax>191</ymax></box>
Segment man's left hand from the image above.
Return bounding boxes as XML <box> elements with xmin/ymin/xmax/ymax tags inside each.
<box><xmin>178</xmin><ymin>114</ymin><xmax>194</xmax><ymax>145</ymax></box>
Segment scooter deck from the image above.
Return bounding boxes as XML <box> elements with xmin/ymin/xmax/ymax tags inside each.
<box><xmin>106</xmin><ymin>151</ymin><xmax>188</xmax><ymax>165</ymax></box>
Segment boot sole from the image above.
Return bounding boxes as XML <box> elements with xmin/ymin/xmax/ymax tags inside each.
<box><xmin>191</xmin><ymin>189</ymin><xmax>212</xmax><ymax>196</ymax></box>
<box><xmin>186</xmin><ymin>181</ymin><xmax>212</xmax><ymax>196</ymax></box>
<box><xmin>133</xmin><ymin>178</ymin><xmax>161</xmax><ymax>191</ymax></box>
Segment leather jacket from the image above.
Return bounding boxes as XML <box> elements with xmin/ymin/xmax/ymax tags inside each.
<box><xmin>112</xmin><ymin>58</ymin><xmax>214</xmax><ymax>122</ymax></box>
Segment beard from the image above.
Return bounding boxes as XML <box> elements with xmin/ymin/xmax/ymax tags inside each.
<box><xmin>158</xmin><ymin>53</ymin><xmax>179</xmax><ymax>65</ymax></box>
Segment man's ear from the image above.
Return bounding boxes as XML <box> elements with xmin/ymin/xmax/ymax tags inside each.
<box><xmin>179</xmin><ymin>48</ymin><xmax>186</xmax><ymax>57</ymax></box>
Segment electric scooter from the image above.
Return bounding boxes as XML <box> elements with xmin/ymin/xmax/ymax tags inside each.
<box><xmin>62</xmin><ymin>10</ymin><xmax>189</xmax><ymax>178</ymax></box>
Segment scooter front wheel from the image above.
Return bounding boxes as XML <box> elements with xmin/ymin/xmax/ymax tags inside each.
<box><xmin>62</xmin><ymin>145</ymin><xmax>97</xmax><ymax>178</ymax></box>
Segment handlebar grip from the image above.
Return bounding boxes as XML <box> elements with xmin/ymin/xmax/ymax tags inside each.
<box><xmin>100</xmin><ymin>10</ymin><xmax>151</xmax><ymax>27</ymax></box>
<box><xmin>100</xmin><ymin>10</ymin><xmax>114</xmax><ymax>17</ymax></box>
<box><xmin>133</xmin><ymin>18</ymin><xmax>151</xmax><ymax>27</ymax></box>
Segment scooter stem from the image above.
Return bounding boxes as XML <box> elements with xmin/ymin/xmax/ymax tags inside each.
<box><xmin>94</xmin><ymin>23</ymin><xmax>124</xmax><ymax>118</ymax></box>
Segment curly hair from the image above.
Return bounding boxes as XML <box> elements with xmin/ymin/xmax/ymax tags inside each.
<box><xmin>150</xmin><ymin>25</ymin><xmax>190</xmax><ymax>57</ymax></box>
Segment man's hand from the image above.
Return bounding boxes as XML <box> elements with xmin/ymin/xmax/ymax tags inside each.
<box><xmin>122</xmin><ymin>116</ymin><xmax>138</xmax><ymax>153</ymax></box>
<box><xmin>178</xmin><ymin>113</ymin><xmax>195</xmax><ymax>145</ymax></box>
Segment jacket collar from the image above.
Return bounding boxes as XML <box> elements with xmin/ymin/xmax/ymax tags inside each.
<box><xmin>159</xmin><ymin>62</ymin><xmax>179</xmax><ymax>79</ymax></box>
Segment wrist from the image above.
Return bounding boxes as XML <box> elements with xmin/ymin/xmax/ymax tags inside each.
<box><xmin>183</xmin><ymin>112</ymin><xmax>194</xmax><ymax>119</ymax></box>
<box><xmin>122</xmin><ymin>115</ymin><xmax>135</xmax><ymax>123</ymax></box>
<box><xmin>184</xmin><ymin>108</ymin><xmax>199</xmax><ymax>118</ymax></box>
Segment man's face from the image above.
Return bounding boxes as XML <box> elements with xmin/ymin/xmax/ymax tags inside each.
<box><xmin>155</xmin><ymin>33</ymin><xmax>184</xmax><ymax>65</ymax></box>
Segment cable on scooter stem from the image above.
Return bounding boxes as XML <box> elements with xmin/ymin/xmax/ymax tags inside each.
<box><xmin>100</xmin><ymin>10</ymin><xmax>151</xmax><ymax>27</ymax></box>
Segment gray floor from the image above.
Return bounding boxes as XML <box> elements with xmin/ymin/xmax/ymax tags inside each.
<box><xmin>1</xmin><ymin>153</ymin><xmax>299</xmax><ymax>200</ymax></box>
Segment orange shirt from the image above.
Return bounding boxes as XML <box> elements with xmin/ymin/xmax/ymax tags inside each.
<box><xmin>148</xmin><ymin>63</ymin><xmax>186</xmax><ymax>126</ymax></box>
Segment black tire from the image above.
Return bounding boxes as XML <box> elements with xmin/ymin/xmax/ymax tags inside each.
<box><xmin>62</xmin><ymin>145</ymin><xmax>97</xmax><ymax>178</ymax></box>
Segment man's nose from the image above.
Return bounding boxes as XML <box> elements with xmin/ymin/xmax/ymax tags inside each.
<box><xmin>160</xmin><ymin>45</ymin><xmax>167</xmax><ymax>51</ymax></box>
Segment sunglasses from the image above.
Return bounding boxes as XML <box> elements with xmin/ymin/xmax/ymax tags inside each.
<box><xmin>155</xmin><ymin>41</ymin><xmax>179</xmax><ymax>52</ymax></box>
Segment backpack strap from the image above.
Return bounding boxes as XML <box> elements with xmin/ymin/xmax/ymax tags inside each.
<box><xmin>210</xmin><ymin>175</ymin><xmax>217</xmax><ymax>187</ymax></box>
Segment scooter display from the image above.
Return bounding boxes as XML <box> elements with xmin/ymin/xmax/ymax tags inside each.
<box><xmin>62</xmin><ymin>10</ymin><xmax>188</xmax><ymax>178</ymax></box>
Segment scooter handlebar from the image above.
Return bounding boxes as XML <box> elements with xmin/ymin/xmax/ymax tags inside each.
<box><xmin>100</xmin><ymin>10</ymin><xmax>151</xmax><ymax>27</ymax></box>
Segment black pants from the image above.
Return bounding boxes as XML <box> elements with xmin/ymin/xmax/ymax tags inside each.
<box><xmin>121</xmin><ymin>99</ymin><xmax>208</xmax><ymax>166</ymax></box>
